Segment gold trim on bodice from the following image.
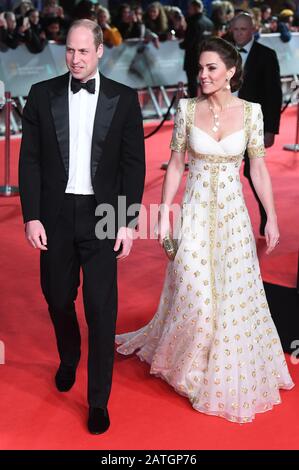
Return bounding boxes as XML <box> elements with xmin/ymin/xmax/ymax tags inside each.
<box><xmin>185</xmin><ymin>98</ymin><xmax>252</xmax><ymax>164</ymax></box>
<box><xmin>188</xmin><ymin>149</ymin><xmax>244</xmax><ymax>164</ymax></box>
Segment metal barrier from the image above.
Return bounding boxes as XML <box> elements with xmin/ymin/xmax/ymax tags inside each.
<box><xmin>0</xmin><ymin>82</ymin><xmax>19</xmax><ymax>197</ymax></box>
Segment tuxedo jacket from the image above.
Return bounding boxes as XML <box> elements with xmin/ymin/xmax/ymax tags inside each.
<box><xmin>19</xmin><ymin>72</ymin><xmax>146</xmax><ymax>239</ymax></box>
<box><xmin>238</xmin><ymin>41</ymin><xmax>282</xmax><ymax>134</ymax></box>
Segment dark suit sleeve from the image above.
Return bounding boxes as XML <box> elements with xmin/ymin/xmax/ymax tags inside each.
<box><xmin>19</xmin><ymin>85</ymin><xmax>41</xmax><ymax>223</ymax></box>
<box><xmin>262</xmin><ymin>49</ymin><xmax>282</xmax><ymax>134</ymax></box>
<box><xmin>120</xmin><ymin>91</ymin><xmax>145</xmax><ymax>228</ymax></box>
<box><xmin>180</xmin><ymin>20</ymin><xmax>203</xmax><ymax>51</ymax></box>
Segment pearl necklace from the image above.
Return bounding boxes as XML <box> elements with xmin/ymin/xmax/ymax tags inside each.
<box><xmin>208</xmin><ymin>99</ymin><xmax>234</xmax><ymax>133</ymax></box>
<box><xmin>209</xmin><ymin>105</ymin><xmax>220</xmax><ymax>133</ymax></box>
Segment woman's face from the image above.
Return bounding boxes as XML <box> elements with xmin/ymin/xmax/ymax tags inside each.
<box><xmin>29</xmin><ymin>10</ymin><xmax>40</xmax><ymax>25</ymax></box>
<box><xmin>198</xmin><ymin>51</ymin><xmax>235</xmax><ymax>95</ymax></box>
<box><xmin>98</xmin><ymin>11</ymin><xmax>108</xmax><ymax>25</ymax></box>
<box><xmin>122</xmin><ymin>7</ymin><xmax>131</xmax><ymax>22</ymax></box>
<box><xmin>134</xmin><ymin>8</ymin><xmax>143</xmax><ymax>20</ymax></box>
<box><xmin>149</xmin><ymin>7</ymin><xmax>159</xmax><ymax>20</ymax></box>
<box><xmin>262</xmin><ymin>8</ymin><xmax>272</xmax><ymax>21</ymax></box>
<box><xmin>20</xmin><ymin>2</ymin><xmax>32</xmax><ymax>15</ymax></box>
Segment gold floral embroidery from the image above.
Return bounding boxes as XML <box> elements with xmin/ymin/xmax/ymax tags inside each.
<box><xmin>209</xmin><ymin>163</ymin><xmax>219</xmax><ymax>331</ymax></box>
<box><xmin>170</xmin><ymin>141</ymin><xmax>187</xmax><ymax>153</ymax></box>
<box><xmin>247</xmin><ymin>102</ymin><xmax>265</xmax><ymax>159</ymax></box>
<box><xmin>244</xmin><ymin>100</ymin><xmax>251</xmax><ymax>144</ymax></box>
<box><xmin>186</xmin><ymin>98</ymin><xmax>197</xmax><ymax>135</ymax></box>
<box><xmin>248</xmin><ymin>145</ymin><xmax>265</xmax><ymax>159</ymax></box>
<box><xmin>170</xmin><ymin>101</ymin><xmax>187</xmax><ymax>152</ymax></box>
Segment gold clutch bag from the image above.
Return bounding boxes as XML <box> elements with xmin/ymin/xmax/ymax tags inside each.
<box><xmin>163</xmin><ymin>235</ymin><xmax>178</xmax><ymax>261</ymax></box>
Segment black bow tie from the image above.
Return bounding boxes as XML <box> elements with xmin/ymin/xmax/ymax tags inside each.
<box><xmin>71</xmin><ymin>77</ymin><xmax>96</xmax><ymax>94</ymax></box>
<box><xmin>237</xmin><ymin>47</ymin><xmax>248</xmax><ymax>53</ymax></box>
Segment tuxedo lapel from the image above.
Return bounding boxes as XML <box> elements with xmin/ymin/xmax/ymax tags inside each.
<box><xmin>91</xmin><ymin>74</ymin><xmax>120</xmax><ymax>180</ymax></box>
<box><xmin>50</xmin><ymin>73</ymin><xmax>70</xmax><ymax>177</ymax></box>
<box><xmin>243</xmin><ymin>41</ymin><xmax>257</xmax><ymax>79</ymax></box>
<box><xmin>49</xmin><ymin>72</ymin><xmax>120</xmax><ymax>180</ymax></box>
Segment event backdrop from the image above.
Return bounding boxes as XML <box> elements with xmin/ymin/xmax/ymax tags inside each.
<box><xmin>0</xmin><ymin>34</ymin><xmax>299</xmax><ymax>97</ymax></box>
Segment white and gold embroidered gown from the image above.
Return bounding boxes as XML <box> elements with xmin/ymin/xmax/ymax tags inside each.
<box><xmin>116</xmin><ymin>99</ymin><xmax>294</xmax><ymax>423</ymax></box>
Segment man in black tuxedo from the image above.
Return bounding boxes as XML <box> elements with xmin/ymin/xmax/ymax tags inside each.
<box><xmin>180</xmin><ymin>0</ymin><xmax>214</xmax><ymax>98</ymax></box>
<box><xmin>232</xmin><ymin>13</ymin><xmax>282</xmax><ymax>236</ymax></box>
<box><xmin>19</xmin><ymin>19</ymin><xmax>145</xmax><ymax>434</ymax></box>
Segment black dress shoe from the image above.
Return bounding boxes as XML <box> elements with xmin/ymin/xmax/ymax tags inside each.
<box><xmin>88</xmin><ymin>407</ymin><xmax>110</xmax><ymax>434</ymax></box>
<box><xmin>55</xmin><ymin>364</ymin><xmax>76</xmax><ymax>392</ymax></box>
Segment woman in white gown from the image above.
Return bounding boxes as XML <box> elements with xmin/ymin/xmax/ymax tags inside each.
<box><xmin>116</xmin><ymin>37</ymin><xmax>294</xmax><ymax>423</ymax></box>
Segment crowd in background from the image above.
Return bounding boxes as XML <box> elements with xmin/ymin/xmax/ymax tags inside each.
<box><xmin>0</xmin><ymin>0</ymin><xmax>299</xmax><ymax>53</ymax></box>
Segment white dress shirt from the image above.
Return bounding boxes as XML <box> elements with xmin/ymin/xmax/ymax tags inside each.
<box><xmin>65</xmin><ymin>71</ymin><xmax>100</xmax><ymax>195</ymax></box>
<box><xmin>238</xmin><ymin>37</ymin><xmax>254</xmax><ymax>67</ymax></box>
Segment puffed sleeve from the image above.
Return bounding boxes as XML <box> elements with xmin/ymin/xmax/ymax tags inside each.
<box><xmin>169</xmin><ymin>99</ymin><xmax>188</xmax><ymax>153</ymax></box>
<box><xmin>247</xmin><ymin>103</ymin><xmax>265</xmax><ymax>159</ymax></box>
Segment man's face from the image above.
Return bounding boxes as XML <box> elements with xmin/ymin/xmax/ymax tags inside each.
<box><xmin>232</xmin><ymin>18</ymin><xmax>254</xmax><ymax>47</ymax></box>
<box><xmin>66</xmin><ymin>26</ymin><xmax>103</xmax><ymax>82</ymax></box>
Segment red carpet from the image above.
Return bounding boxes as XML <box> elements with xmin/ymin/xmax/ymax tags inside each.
<box><xmin>0</xmin><ymin>107</ymin><xmax>298</xmax><ymax>449</ymax></box>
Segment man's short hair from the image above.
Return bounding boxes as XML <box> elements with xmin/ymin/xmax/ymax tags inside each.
<box><xmin>232</xmin><ymin>12</ymin><xmax>254</xmax><ymax>27</ymax></box>
<box><xmin>68</xmin><ymin>19</ymin><xmax>103</xmax><ymax>49</ymax></box>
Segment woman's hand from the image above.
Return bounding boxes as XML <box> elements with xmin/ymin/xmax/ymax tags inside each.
<box><xmin>155</xmin><ymin>213</ymin><xmax>170</xmax><ymax>246</ymax></box>
<box><xmin>264</xmin><ymin>217</ymin><xmax>280</xmax><ymax>254</ymax></box>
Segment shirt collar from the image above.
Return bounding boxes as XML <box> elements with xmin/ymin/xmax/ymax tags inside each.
<box><xmin>69</xmin><ymin>70</ymin><xmax>100</xmax><ymax>93</ymax></box>
<box><xmin>239</xmin><ymin>37</ymin><xmax>255</xmax><ymax>54</ymax></box>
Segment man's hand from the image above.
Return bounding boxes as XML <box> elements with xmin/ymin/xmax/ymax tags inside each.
<box><xmin>114</xmin><ymin>226</ymin><xmax>134</xmax><ymax>260</ymax></box>
<box><xmin>264</xmin><ymin>132</ymin><xmax>275</xmax><ymax>148</ymax></box>
<box><xmin>25</xmin><ymin>220</ymin><xmax>48</xmax><ymax>250</ymax></box>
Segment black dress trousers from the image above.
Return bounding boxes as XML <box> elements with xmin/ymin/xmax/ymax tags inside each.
<box><xmin>40</xmin><ymin>193</ymin><xmax>117</xmax><ymax>408</ymax></box>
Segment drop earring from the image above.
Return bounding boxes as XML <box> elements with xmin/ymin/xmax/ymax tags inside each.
<box><xmin>225</xmin><ymin>78</ymin><xmax>231</xmax><ymax>90</ymax></box>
